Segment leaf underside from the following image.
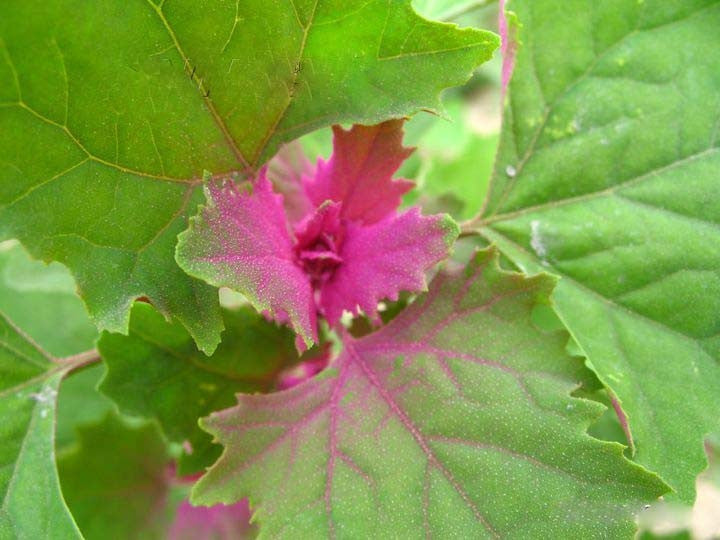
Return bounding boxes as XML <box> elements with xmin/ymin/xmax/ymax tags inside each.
<box><xmin>479</xmin><ymin>0</ymin><xmax>720</xmax><ymax>502</ymax></box>
<box><xmin>193</xmin><ymin>248</ymin><xmax>666</xmax><ymax>538</ymax></box>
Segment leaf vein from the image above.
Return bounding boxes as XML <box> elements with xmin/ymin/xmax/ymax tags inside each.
<box><xmin>145</xmin><ymin>0</ymin><xmax>252</xmax><ymax>174</ymax></box>
<box><xmin>347</xmin><ymin>339</ymin><xmax>501</xmax><ymax>538</ymax></box>
<box><xmin>481</xmin><ymin>146</ymin><xmax>720</xmax><ymax>225</ymax></box>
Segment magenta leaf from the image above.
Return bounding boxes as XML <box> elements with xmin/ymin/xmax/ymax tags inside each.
<box><xmin>277</xmin><ymin>343</ymin><xmax>332</xmax><ymax>391</ymax></box>
<box><xmin>319</xmin><ymin>208</ymin><xmax>459</xmax><ymax>326</ymax></box>
<box><xmin>305</xmin><ymin>121</ymin><xmax>415</xmax><ymax>225</ymax></box>
<box><xmin>192</xmin><ymin>248</ymin><xmax>667</xmax><ymax>538</ymax></box>
<box><xmin>177</xmin><ymin>122</ymin><xmax>458</xmax><ymax>345</ymax></box>
<box><xmin>176</xmin><ymin>174</ymin><xmax>317</xmax><ymax>348</ymax></box>
<box><xmin>168</xmin><ymin>500</ymin><xmax>254</xmax><ymax>540</ymax></box>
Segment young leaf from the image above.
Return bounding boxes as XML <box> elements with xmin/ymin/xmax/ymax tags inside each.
<box><xmin>0</xmin><ymin>1</ymin><xmax>498</xmax><ymax>353</ymax></box>
<box><xmin>193</xmin><ymin>248</ymin><xmax>667</xmax><ymax>538</ymax></box>
<box><xmin>177</xmin><ymin>122</ymin><xmax>460</xmax><ymax>346</ymax></box>
<box><xmin>476</xmin><ymin>0</ymin><xmax>720</xmax><ymax>502</ymax></box>
<box><xmin>99</xmin><ymin>302</ymin><xmax>300</xmax><ymax>474</ymax></box>
<box><xmin>177</xmin><ymin>175</ymin><xmax>319</xmax><ymax>348</ymax></box>
<box><xmin>58</xmin><ymin>412</ymin><xmax>174</xmax><ymax>540</ymax></box>
<box><xmin>304</xmin><ymin>122</ymin><xmax>415</xmax><ymax>225</ymax></box>
<box><xmin>0</xmin><ymin>311</ymin><xmax>88</xmax><ymax>538</ymax></box>
<box><xmin>168</xmin><ymin>499</ymin><xmax>255</xmax><ymax>540</ymax></box>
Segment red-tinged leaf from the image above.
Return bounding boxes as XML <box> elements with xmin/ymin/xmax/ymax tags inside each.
<box><xmin>177</xmin><ymin>122</ymin><xmax>458</xmax><ymax>343</ymax></box>
<box><xmin>168</xmin><ymin>500</ymin><xmax>254</xmax><ymax>540</ymax></box>
<box><xmin>192</xmin><ymin>248</ymin><xmax>667</xmax><ymax>538</ymax></box>
<box><xmin>319</xmin><ymin>208</ymin><xmax>459</xmax><ymax>326</ymax></box>
<box><xmin>267</xmin><ymin>142</ymin><xmax>315</xmax><ymax>224</ymax></box>
<box><xmin>499</xmin><ymin>0</ymin><xmax>519</xmax><ymax>94</ymax></box>
<box><xmin>305</xmin><ymin>121</ymin><xmax>415</xmax><ymax>225</ymax></box>
<box><xmin>176</xmin><ymin>174</ymin><xmax>317</xmax><ymax>348</ymax></box>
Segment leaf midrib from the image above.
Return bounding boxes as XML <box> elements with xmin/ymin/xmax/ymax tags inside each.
<box><xmin>145</xmin><ymin>0</ymin><xmax>252</xmax><ymax>174</ymax></box>
<box><xmin>478</xmin><ymin>226</ymin><xmax>713</xmax><ymax>352</ymax></box>
<box><xmin>478</xmin><ymin>146</ymin><xmax>720</xmax><ymax>226</ymax></box>
<box><xmin>480</xmin><ymin>1</ymin><xmax>718</xmax><ymax>220</ymax></box>
<box><xmin>146</xmin><ymin>0</ymin><xmax>320</xmax><ymax>174</ymax></box>
<box><xmin>343</xmin><ymin>339</ymin><xmax>501</xmax><ymax>538</ymax></box>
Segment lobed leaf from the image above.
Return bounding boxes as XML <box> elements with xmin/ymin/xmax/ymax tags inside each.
<box><xmin>193</xmin><ymin>248</ymin><xmax>667</xmax><ymax>538</ymax></box>
<box><xmin>176</xmin><ymin>175</ymin><xmax>318</xmax><ymax>348</ymax></box>
<box><xmin>0</xmin><ymin>0</ymin><xmax>498</xmax><ymax>353</ymax></box>
<box><xmin>99</xmin><ymin>302</ymin><xmax>300</xmax><ymax>474</ymax></box>
<box><xmin>316</xmin><ymin>208</ymin><xmax>459</xmax><ymax>326</ymax></box>
<box><xmin>476</xmin><ymin>0</ymin><xmax>720</xmax><ymax>502</ymax></box>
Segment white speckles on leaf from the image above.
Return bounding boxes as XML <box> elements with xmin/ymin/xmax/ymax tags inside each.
<box><xmin>29</xmin><ymin>385</ymin><xmax>58</xmax><ymax>405</ymax></box>
<box><xmin>530</xmin><ymin>220</ymin><xmax>548</xmax><ymax>263</ymax></box>
<box><xmin>29</xmin><ymin>385</ymin><xmax>58</xmax><ymax>420</ymax></box>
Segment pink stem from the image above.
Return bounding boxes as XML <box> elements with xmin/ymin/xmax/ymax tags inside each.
<box><xmin>608</xmin><ymin>390</ymin><xmax>635</xmax><ymax>455</ymax></box>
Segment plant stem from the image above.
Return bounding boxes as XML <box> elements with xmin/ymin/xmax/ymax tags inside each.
<box><xmin>58</xmin><ymin>349</ymin><xmax>101</xmax><ymax>372</ymax></box>
<box><xmin>459</xmin><ymin>217</ymin><xmax>483</xmax><ymax>237</ymax></box>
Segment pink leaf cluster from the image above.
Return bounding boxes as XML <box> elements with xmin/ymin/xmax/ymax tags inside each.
<box><xmin>177</xmin><ymin>120</ymin><xmax>458</xmax><ymax>348</ymax></box>
<box><xmin>168</xmin><ymin>499</ymin><xmax>253</xmax><ymax>540</ymax></box>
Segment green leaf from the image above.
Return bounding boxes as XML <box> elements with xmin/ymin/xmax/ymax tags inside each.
<box><xmin>0</xmin><ymin>240</ymin><xmax>116</xmax><ymax>455</ymax></box>
<box><xmin>476</xmin><ymin>0</ymin><xmax>720</xmax><ymax>502</ymax></box>
<box><xmin>638</xmin><ymin>533</ymin><xmax>692</xmax><ymax>540</ymax></box>
<box><xmin>56</xmin><ymin>364</ymin><xmax>116</xmax><ymax>453</ymax></box>
<box><xmin>0</xmin><ymin>1</ymin><xmax>498</xmax><ymax>353</ymax></box>
<box><xmin>58</xmin><ymin>412</ymin><xmax>175</xmax><ymax>540</ymax></box>
<box><xmin>0</xmin><ymin>241</ymin><xmax>97</xmax><ymax>358</ymax></box>
<box><xmin>99</xmin><ymin>302</ymin><xmax>300</xmax><ymax>474</ymax></box>
<box><xmin>0</xmin><ymin>311</ymin><xmax>85</xmax><ymax>538</ymax></box>
<box><xmin>193</xmin><ymin>248</ymin><xmax>666</xmax><ymax>538</ymax></box>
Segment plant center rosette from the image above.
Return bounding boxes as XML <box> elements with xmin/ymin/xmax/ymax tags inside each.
<box><xmin>176</xmin><ymin>120</ymin><xmax>459</xmax><ymax>350</ymax></box>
